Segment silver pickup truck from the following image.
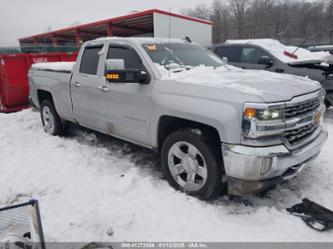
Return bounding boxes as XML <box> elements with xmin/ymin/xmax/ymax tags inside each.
<box><xmin>29</xmin><ymin>37</ymin><xmax>328</xmax><ymax>200</ymax></box>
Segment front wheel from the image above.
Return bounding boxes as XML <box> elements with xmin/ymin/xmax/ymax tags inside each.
<box><xmin>161</xmin><ymin>129</ymin><xmax>224</xmax><ymax>200</ymax></box>
<box><xmin>325</xmin><ymin>99</ymin><xmax>332</xmax><ymax>109</ymax></box>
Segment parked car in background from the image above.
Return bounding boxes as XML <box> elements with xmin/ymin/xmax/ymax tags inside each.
<box><xmin>308</xmin><ymin>45</ymin><xmax>333</xmax><ymax>66</ymax></box>
<box><xmin>212</xmin><ymin>39</ymin><xmax>333</xmax><ymax>107</ymax></box>
<box><xmin>29</xmin><ymin>37</ymin><xmax>327</xmax><ymax>199</ymax></box>
<box><xmin>308</xmin><ymin>45</ymin><xmax>333</xmax><ymax>55</ymax></box>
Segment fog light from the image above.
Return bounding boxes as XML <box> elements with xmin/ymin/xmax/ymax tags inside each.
<box><xmin>260</xmin><ymin>158</ymin><xmax>273</xmax><ymax>175</ymax></box>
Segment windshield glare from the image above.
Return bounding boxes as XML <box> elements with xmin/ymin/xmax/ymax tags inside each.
<box><xmin>142</xmin><ymin>42</ymin><xmax>224</xmax><ymax>69</ymax></box>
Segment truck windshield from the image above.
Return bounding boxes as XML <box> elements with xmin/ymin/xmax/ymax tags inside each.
<box><xmin>142</xmin><ymin>42</ymin><xmax>224</xmax><ymax>70</ymax></box>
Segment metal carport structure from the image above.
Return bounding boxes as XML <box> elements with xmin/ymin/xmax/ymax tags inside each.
<box><xmin>19</xmin><ymin>9</ymin><xmax>213</xmax><ymax>48</ymax></box>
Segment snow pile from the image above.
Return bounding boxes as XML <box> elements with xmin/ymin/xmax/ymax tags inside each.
<box><xmin>94</xmin><ymin>37</ymin><xmax>193</xmax><ymax>45</ymax></box>
<box><xmin>155</xmin><ymin>64</ymin><xmax>320</xmax><ymax>97</ymax></box>
<box><xmin>31</xmin><ymin>62</ymin><xmax>75</xmax><ymax>72</ymax></box>
<box><xmin>226</xmin><ymin>39</ymin><xmax>331</xmax><ymax>65</ymax></box>
<box><xmin>157</xmin><ymin>64</ymin><xmax>266</xmax><ymax>95</ymax></box>
<box><xmin>0</xmin><ymin>109</ymin><xmax>333</xmax><ymax>242</ymax></box>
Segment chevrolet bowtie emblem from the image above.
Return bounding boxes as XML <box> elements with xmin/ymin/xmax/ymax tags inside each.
<box><xmin>314</xmin><ymin>112</ymin><xmax>322</xmax><ymax>125</ymax></box>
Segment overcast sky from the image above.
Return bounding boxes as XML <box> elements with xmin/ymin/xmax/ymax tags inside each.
<box><xmin>0</xmin><ymin>0</ymin><xmax>214</xmax><ymax>46</ymax></box>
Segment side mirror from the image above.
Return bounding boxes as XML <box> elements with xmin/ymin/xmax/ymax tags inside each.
<box><xmin>258</xmin><ymin>56</ymin><xmax>274</xmax><ymax>68</ymax></box>
<box><xmin>106</xmin><ymin>59</ymin><xmax>125</xmax><ymax>71</ymax></box>
<box><xmin>106</xmin><ymin>69</ymin><xmax>149</xmax><ymax>84</ymax></box>
<box><xmin>222</xmin><ymin>57</ymin><xmax>229</xmax><ymax>64</ymax></box>
<box><xmin>105</xmin><ymin>59</ymin><xmax>150</xmax><ymax>84</ymax></box>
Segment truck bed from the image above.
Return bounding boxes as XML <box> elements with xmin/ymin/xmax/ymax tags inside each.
<box><xmin>29</xmin><ymin>65</ymin><xmax>74</xmax><ymax>121</ymax></box>
<box><xmin>31</xmin><ymin>62</ymin><xmax>75</xmax><ymax>73</ymax></box>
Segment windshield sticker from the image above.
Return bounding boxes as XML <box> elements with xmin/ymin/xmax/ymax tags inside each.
<box><xmin>145</xmin><ymin>44</ymin><xmax>157</xmax><ymax>51</ymax></box>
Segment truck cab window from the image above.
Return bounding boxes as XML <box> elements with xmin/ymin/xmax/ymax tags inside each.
<box><xmin>107</xmin><ymin>46</ymin><xmax>144</xmax><ymax>70</ymax></box>
<box><xmin>214</xmin><ymin>46</ymin><xmax>241</xmax><ymax>63</ymax></box>
<box><xmin>240</xmin><ymin>47</ymin><xmax>267</xmax><ymax>64</ymax></box>
<box><xmin>79</xmin><ymin>46</ymin><xmax>103</xmax><ymax>75</ymax></box>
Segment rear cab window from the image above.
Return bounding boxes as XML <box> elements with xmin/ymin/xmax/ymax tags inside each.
<box><xmin>79</xmin><ymin>46</ymin><xmax>103</xmax><ymax>75</ymax></box>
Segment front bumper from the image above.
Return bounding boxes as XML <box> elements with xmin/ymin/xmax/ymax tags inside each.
<box><xmin>222</xmin><ymin>129</ymin><xmax>328</xmax><ymax>196</ymax></box>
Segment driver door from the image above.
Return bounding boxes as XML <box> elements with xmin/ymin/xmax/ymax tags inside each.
<box><xmin>98</xmin><ymin>44</ymin><xmax>153</xmax><ymax>145</ymax></box>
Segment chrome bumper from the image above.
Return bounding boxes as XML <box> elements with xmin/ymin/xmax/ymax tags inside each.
<box><xmin>222</xmin><ymin>129</ymin><xmax>328</xmax><ymax>196</ymax></box>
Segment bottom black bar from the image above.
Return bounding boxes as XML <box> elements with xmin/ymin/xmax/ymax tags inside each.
<box><xmin>0</xmin><ymin>242</ymin><xmax>332</xmax><ymax>249</ymax></box>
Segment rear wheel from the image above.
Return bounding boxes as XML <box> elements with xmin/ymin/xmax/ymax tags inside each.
<box><xmin>161</xmin><ymin>128</ymin><xmax>224</xmax><ymax>200</ymax></box>
<box><xmin>40</xmin><ymin>100</ymin><xmax>66</xmax><ymax>136</ymax></box>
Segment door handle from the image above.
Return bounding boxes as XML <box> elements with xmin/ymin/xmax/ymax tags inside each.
<box><xmin>98</xmin><ymin>85</ymin><xmax>110</xmax><ymax>92</ymax></box>
<box><xmin>73</xmin><ymin>82</ymin><xmax>81</xmax><ymax>87</ymax></box>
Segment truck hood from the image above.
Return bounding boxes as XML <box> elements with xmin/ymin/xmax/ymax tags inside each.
<box><xmin>158</xmin><ymin>65</ymin><xmax>322</xmax><ymax>103</ymax></box>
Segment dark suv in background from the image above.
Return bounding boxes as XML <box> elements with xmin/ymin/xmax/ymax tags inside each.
<box><xmin>212</xmin><ymin>40</ymin><xmax>333</xmax><ymax>107</ymax></box>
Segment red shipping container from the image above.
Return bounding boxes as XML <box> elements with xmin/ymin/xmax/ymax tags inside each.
<box><xmin>0</xmin><ymin>52</ymin><xmax>78</xmax><ymax>113</ymax></box>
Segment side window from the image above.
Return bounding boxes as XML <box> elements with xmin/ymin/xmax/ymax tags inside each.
<box><xmin>214</xmin><ymin>46</ymin><xmax>241</xmax><ymax>63</ymax></box>
<box><xmin>107</xmin><ymin>46</ymin><xmax>144</xmax><ymax>70</ymax></box>
<box><xmin>79</xmin><ymin>46</ymin><xmax>103</xmax><ymax>75</ymax></box>
<box><xmin>240</xmin><ymin>47</ymin><xmax>267</xmax><ymax>64</ymax></box>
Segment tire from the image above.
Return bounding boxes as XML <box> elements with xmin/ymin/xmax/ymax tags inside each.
<box><xmin>161</xmin><ymin>128</ymin><xmax>224</xmax><ymax>200</ymax></box>
<box><xmin>40</xmin><ymin>100</ymin><xmax>66</xmax><ymax>136</ymax></box>
<box><xmin>325</xmin><ymin>99</ymin><xmax>331</xmax><ymax>109</ymax></box>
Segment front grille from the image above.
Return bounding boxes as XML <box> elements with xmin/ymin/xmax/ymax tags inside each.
<box><xmin>284</xmin><ymin>123</ymin><xmax>318</xmax><ymax>146</ymax></box>
<box><xmin>285</xmin><ymin>98</ymin><xmax>320</xmax><ymax>118</ymax></box>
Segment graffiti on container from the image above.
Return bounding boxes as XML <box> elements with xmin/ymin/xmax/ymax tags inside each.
<box><xmin>32</xmin><ymin>58</ymin><xmax>48</xmax><ymax>63</ymax></box>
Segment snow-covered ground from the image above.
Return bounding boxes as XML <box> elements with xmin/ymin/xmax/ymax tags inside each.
<box><xmin>0</xmin><ymin>109</ymin><xmax>333</xmax><ymax>242</ymax></box>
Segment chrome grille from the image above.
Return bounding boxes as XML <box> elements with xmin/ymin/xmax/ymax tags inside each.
<box><xmin>284</xmin><ymin>123</ymin><xmax>318</xmax><ymax>146</ymax></box>
<box><xmin>285</xmin><ymin>98</ymin><xmax>320</xmax><ymax>118</ymax></box>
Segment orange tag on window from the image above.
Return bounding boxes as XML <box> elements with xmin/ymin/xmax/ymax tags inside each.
<box><xmin>145</xmin><ymin>44</ymin><xmax>157</xmax><ymax>51</ymax></box>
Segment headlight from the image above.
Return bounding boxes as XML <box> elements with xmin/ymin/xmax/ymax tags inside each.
<box><xmin>244</xmin><ymin>107</ymin><xmax>284</xmax><ymax>121</ymax></box>
<box><xmin>242</xmin><ymin>103</ymin><xmax>285</xmax><ymax>138</ymax></box>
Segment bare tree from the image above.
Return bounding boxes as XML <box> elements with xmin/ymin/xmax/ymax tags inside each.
<box><xmin>181</xmin><ymin>4</ymin><xmax>211</xmax><ymax>20</ymax></box>
<box><xmin>230</xmin><ymin>0</ymin><xmax>250</xmax><ymax>39</ymax></box>
<box><xmin>211</xmin><ymin>0</ymin><xmax>232</xmax><ymax>43</ymax></box>
<box><xmin>184</xmin><ymin>0</ymin><xmax>333</xmax><ymax>45</ymax></box>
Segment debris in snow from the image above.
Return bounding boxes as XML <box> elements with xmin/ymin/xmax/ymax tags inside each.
<box><xmin>81</xmin><ymin>132</ymin><xmax>98</xmax><ymax>144</ymax></box>
<box><xmin>287</xmin><ymin>198</ymin><xmax>333</xmax><ymax>232</ymax></box>
<box><xmin>106</xmin><ymin>227</ymin><xmax>114</xmax><ymax>237</ymax></box>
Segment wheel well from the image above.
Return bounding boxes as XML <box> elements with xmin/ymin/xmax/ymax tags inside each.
<box><xmin>37</xmin><ymin>90</ymin><xmax>53</xmax><ymax>105</ymax></box>
<box><xmin>158</xmin><ymin>116</ymin><xmax>221</xmax><ymax>152</ymax></box>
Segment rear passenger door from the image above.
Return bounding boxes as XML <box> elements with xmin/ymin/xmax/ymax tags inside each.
<box><xmin>71</xmin><ymin>45</ymin><xmax>105</xmax><ymax>129</ymax></box>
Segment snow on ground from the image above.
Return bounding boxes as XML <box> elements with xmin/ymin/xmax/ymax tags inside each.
<box><xmin>0</xmin><ymin>109</ymin><xmax>333</xmax><ymax>242</ymax></box>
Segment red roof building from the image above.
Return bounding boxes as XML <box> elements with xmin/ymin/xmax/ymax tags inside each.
<box><xmin>19</xmin><ymin>9</ymin><xmax>213</xmax><ymax>47</ymax></box>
